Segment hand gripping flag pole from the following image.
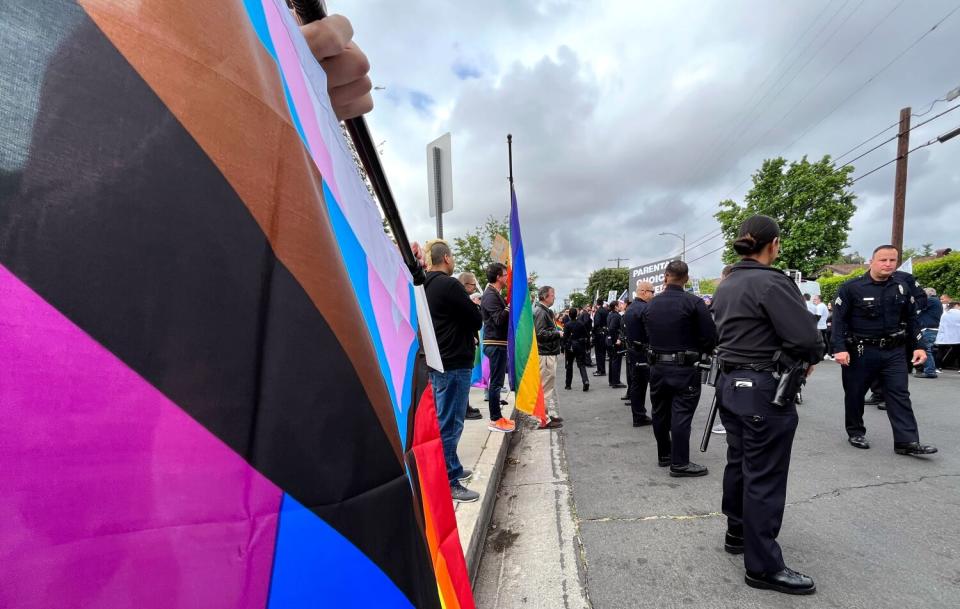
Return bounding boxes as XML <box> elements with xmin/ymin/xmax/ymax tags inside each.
<box><xmin>289</xmin><ymin>0</ymin><xmax>445</xmax><ymax>372</ymax></box>
<box><xmin>289</xmin><ymin>0</ymin><xmax>422</xmax><ymax>286</ymax></box>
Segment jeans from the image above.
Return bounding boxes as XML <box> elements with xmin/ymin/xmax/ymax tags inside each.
<box><xmin>429</xmin><ymin>368</ymin><xmax>472</xmax><ymax>484</ymax></box>
<box><xmin>484</xmin><ymin>345</ymin><xmax>507</xmax><ymax>421</ymax></box>
<box><xmin>920</xmin><ymin>329</ymin><xmax>938</xmax><ymax>375</ymax></box>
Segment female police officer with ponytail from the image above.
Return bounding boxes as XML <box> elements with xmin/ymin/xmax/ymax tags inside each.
<box><xmin>712</xmin><ymin>215</ymin><xmax>823</xmax><ymax>595</ymax></box>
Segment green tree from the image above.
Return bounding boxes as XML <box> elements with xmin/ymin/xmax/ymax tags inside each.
<box><xmin>451</xmin><ymin>215</ymin><xmax>509</xmax><ymax>281</ymax></box>
<box><xmin>568</xmin><ymin>291</ymin><xmax>591</xmax><ymax>308</ymax></box>
<box><xmin>921</xmin><ymin>243</ymin><xmax>935</xmax><ymax>257</ymax></box>
<box><xmin>835</xmin><ymin>251</ymin><xmax>865</xmax><ymax>264</ymax></box>
<box><xmin>585</xmin><ymin>268</ymin><xmax>629</xmax><ymax>303</ymax></box>
<box><xmin>901</xmin><ymin>246</ymin><xmax>920</xmax><ymax>261</ymax></box>
<box><xmin>715</xmin><ymin>156</ymin><xmax>856</xmax><ymax>277</ymax></box>
<box><xmin>450</xmin><ymin>215</ymin><xmax>537</xmax><ymax>298</ymax></box>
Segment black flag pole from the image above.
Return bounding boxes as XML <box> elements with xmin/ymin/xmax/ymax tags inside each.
<box><xmin>507</xmin><ymin>133</ymin><xmax>514</xmax><ymax>188</ymax></box>
<box><xmin>289</xmin><ymin>0</ymin><xmax>423</xmax><ymax>284</ymax></box>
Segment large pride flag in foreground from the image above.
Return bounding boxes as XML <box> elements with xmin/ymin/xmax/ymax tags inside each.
<box><xmin>507</xmin><ymin>186</ymin><xmax>547</xmax><ymax>423</ymax></box>
<box><xmin>0</xmin><ymin>1</ymin><xmax>473</xmax><ymax>608</ymax></box>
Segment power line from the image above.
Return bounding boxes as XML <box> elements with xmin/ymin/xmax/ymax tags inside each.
<box><xmin>759</xmin><ymin>0</ymin><xmax>904</xmax><ymax>151</ymax></box>
<box><xmin>832</xmin><ymin>120</ymin><xmax>899</xmax><ymax>162</ymax></box>
<box><xmin>839</xmin><ymin>102</ymin><xmax>960</xmax><ymax>168</ymax></box>
<box><xmin>780</xmin><ymin>2</ymin><xmax>960</xmax><ymax>154</ymax></box>
<box><xmin>687</xmin><ymin>0</ymin><xmax>853</xmax><ymax>189</ymax></box>
<box><xmin>851</xmin><ymin>123</ymin><xmax>960</xmax><ymax>183</ymax></box>
<box><xmin>686</xmin><ymin>244</ymin><xmax>727</xmax><ymax>264</ymax></box>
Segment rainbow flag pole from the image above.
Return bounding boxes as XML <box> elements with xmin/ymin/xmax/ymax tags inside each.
<box><xmin>506</xmin><ymin>134</ymin><xmax>547</xmax><ymax>424</ymax></box>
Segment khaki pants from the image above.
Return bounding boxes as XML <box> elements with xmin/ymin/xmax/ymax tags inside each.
<box><xmin>540</xmin><ymin>354</ymin><xmax>558</xmax><ymax>413</ymax></box>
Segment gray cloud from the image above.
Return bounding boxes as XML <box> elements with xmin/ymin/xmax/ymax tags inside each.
<box><xmin>349</xmin><ymin>0</ymin><xmax>960</xmax><ymax>299</ymax></box>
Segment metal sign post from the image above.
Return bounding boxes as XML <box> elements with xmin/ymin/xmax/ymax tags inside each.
<box><xmin>426</xmin><ymin>133</ymin><xmax>453</xmax><ymax>238</ymax></box>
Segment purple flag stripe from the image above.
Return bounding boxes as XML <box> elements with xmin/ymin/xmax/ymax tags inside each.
<box><xmin>0</xmin><ymin>264</ymin><xmax>281</xmax><ymax>609</ymax></box>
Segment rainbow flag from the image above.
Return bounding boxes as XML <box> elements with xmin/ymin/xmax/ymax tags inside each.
<box><xmin>0</xmin><ymin>2</ymin><xmax>473</xmax><ymax>608</ymax></box>
<box><xmin>507</xmin><ymin>186</ymin><xmax>547</xmax><ymax>423</ymax></box>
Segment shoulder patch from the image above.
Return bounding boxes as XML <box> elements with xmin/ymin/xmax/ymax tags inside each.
<box><xmin>835</xmin><ymin>297</ymin><xmax>842</xmax><ymax>306</ymax></box>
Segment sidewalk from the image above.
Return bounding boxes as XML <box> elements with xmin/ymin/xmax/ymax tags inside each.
<box><xmin>454</xmin><ymin>386</ymin><xmax>516</xmax><ymax>582</ymax></box>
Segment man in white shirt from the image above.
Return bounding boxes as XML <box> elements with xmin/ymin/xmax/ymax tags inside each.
<box><xmin>935</xmin><ymin>302</ymin><xmax>960</xmax><ymax>370</ymax></box>
<box><xmin>812</xmin><ymin>294</ymin><xmax>829</xmax><ymax>358</ymax></box>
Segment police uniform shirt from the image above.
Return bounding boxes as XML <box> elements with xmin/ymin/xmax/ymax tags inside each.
<box><xmin>578</xmin><ymin>310</ymin><xmax>593</xmax><ymax>335</ymax></box>
<box><xmin>712</xmin><ymin>260</ymin><xmax>821</xmax><ymax>365</ymax></box>
<box><xmin>831</xmin><ymin>271</ymin><xmax>921</xmax><ymax>354</ymax></box>
<box><xmin>623</xmin><ymin>298</ymin><xmax>649</xmax><ymax>345</ymax></box>
<box><xmin>642</xmin><ymin>284</ymin><xmax>717</xmax><ymax>353</ymax></box>
<box><xmin>607</xmin><ymin>308</ymin><xmax>623</xmax><ymax>341</ymax></box>
<box><xmin>563</xmin><ymin>318</ymin><xmax>589</xmax><ymax>346</ymax></box>
<box><xmin>594</xmin><ymin>306</ymin><xmax>609</xmax><ymax>334</ymax></box>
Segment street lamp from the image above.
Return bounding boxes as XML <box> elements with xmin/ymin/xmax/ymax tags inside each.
<box><xmin>658</xmin><ymin>232</ymin><xmax>686</xmax><ymax>261</ymax></box>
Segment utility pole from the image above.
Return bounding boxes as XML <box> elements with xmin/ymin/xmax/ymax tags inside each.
<box><xmin>608</xmin><ymin>257</ymin><xmax>630</xmax><ymax>268</ymax></box>
<box><xmin>892</xmin><ymin>106</ymin><xmax>910</xmax><ymax>255</ymax></box>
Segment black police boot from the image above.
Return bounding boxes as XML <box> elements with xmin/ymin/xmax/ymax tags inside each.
<box><xmin>724</xmin><ymin>529</ymin><xmax>744</xmax><ymax>555</ymax></box>
<box><xmin>848</xmin><ymin>436</ymin><xmax>870</xmax><ymax>449</ymax></box>
<box><xmin>864</xmin><ymin>393</ymin><xmax>884</xmax><ymax>405</ymax></box>
<box><xmin>582</xmin><ymin>383</ymin><xmax>590</xmax><ymax>392</ymax></box>
<box><xmin>621</xmin><ymin>394</ymin><xmax>630</xmax><ymax>400</ymax></box>
<box><xmin>745</xmin><ymin>567</ymin><xmax>816</xmax><ymax>595</ymax></box>
<box><xmin>465</xmin><ymin>406</ymin><xmax>483</xmax><ymax>420</ymax></box>
<box><xmin>669</xmin><ymin>463</ymin><xmax>708</xmax><ymax>477</ymax></box>
<box><xmin>632</xmin><ymin>416</ymin><xmax>652</xmax><ymax>427</ymax></box>
<box><xmin>894</xmin><ymin>442</ymin><xmax>938</xmax><ymax>456</ymax></box>
<box><xmin>657</xmin><ymin>456</ymin><xmax>670</xmax><ymax>467</ymax></box>
<box><xmin>564</xmin><ymin>385</ymin><xmax>572</xmax><ymax>390</ymax></box>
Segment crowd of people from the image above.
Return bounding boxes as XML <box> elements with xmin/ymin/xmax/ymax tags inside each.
<box><xmin>417</xmin><ymin>213</ymin><xmax>949</xmax><ymax>596</ymax></box>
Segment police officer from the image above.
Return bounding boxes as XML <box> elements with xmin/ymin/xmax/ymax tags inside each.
<box><xmin>578</xmin><ymin>306</ymin><xmax>594</xmax><ymax>366</ymax></box>
<box><xmin>832</xmin><ymin>245</ymin><xmax>937</xmax><ymax>455</ymax></box>
<box><xmin>623</xmin><ymin>282</ymin><xmax>655</xmax><ymax>426</ymax></box>
<box><xmin>642</xmin><ymin>260</ymin><xmax>717</xmax><ymax>476</ymax></box>
<box><xmin>712</xmin><ymin>215</ymin><xmax>822</xmax><ymax>595</ymax></box>
<box><xmin>563</xmin><ymin>307</ymin><xmax>591</xmax><ymax>391</ymax></box>
<box><xmin>607</xmin><ymin>300</ymin><xmax>626</xmax><ymax>388</ymax></box>
<box><xmin>593</xmin><ymin>300</ymin><xmax>609</xmax><ymax>376</ymax></box>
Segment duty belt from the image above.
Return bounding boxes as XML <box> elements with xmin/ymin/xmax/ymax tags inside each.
<box><xmin>719</xmin><ymin>360</ymin><xmax>777</xmax><ymax>374</ymax></box>
<box><xmin>650</xmin><ymin>351</ymin><xmax>699</xmax><ymax>366</ymax></box>
<box><xmin>847</xmin><ymin>333</ymin><xmax>905</xmax><ymax>350</ymax></box>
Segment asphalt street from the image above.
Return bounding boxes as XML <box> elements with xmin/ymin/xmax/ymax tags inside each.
<box><xmin>478</xmin><ymin>359</ymin><xmax>960</xmax><ymax>609</ymax></box>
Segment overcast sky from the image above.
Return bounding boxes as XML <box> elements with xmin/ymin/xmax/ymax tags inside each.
<box><xmin>345</xmin><ymin>0</ymin><xmax>960</xmax><ymax>299</ymax></box>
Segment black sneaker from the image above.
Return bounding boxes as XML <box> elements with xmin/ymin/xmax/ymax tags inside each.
<box><xmin>465</xmin><ymin>407</ymin><xmax>483</xmax><ymax>420</ymax></box>
<box><xmin>450</xmin><ymin>482</ymin><xmax>479</xmax><ymax>503</ymax></box>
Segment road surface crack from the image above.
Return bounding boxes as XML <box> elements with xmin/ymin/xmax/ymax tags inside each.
<box><xmin>787</xmin><ymin>473</ymin><xmax>960</xmax><ymax>507</ymax></box>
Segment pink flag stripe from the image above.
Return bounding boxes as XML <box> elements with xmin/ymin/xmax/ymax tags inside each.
<box><xmin>0</xmin><ymin>264</ymin><xmax>281</xmax><ymax>609</ymax></box>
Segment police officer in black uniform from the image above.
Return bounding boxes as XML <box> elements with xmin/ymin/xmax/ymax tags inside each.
<box><xmin>712</xmin><ymin>215</ymin><xmax>822</xmax><ymax>595</ymax></box>
<box><xmin>623</xmin><ymin>282</ymin><xmax>654</xmax><ymax>426</ymax></box>
<box><xmin>607</xmin><ymin>301</ymin><xmax>626</xmax><ymax>388</ymax></box>
<box><xmin>642</xmin><ymin>261</ymin><xmax>717</xmax><ymax>476</ymax></box>
<box><xmin>563</xmin><ymin>307</ymin><xmax>591</xmax><ymax>391</ymax></box>
<box><xmin>593</xmin><ymin>300</ymin><xmax>609</xmax><ymax>376</ymax></box>
<box><xmin>832</xmin><ymin>245</ymin><xmax>937</xmax><ymax>455</ymax></box>
<box><xmin>578</xmin><ymin>306</ymin><xmax>594</xmax><ymax>366</ymax></box>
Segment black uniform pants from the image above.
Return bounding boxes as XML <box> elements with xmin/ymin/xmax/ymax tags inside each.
<box><xmin>649</xmin><ymin>364</ymin><xmax>701</xmax><ymax>465</ymax></box>
<box><xmin>717</xmin><ymin>369</ymin><xmax>797</xmax><ymax>574</ymax></box>
<box><xmin>842</xmin><ymin>346</ymin><xmax>919</xmax><ymax>443</ymax></box>
<box><xmin>594</xmin><ymin>334</ymin><xmax>607</xmax><ymax>374</ymax></box>
<box><xmin>626</xmin><ymin>350</ymin><xmax>649</xmax><ymax>421</ymax></box>
<box><xmin>608</xmin><ymin>347</ymin><xmax>623</xmax><ymax>385</ymax></box>
<box><xmin>565</xmin><ymin>347</ymin><xmax>589</xmax><ymax>388</ymax></box>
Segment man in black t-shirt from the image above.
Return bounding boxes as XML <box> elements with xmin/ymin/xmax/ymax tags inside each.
<box><xmin>423</xmin><ymin>240</ymin><xmax>483</xmax><ymax>503</ymax></box>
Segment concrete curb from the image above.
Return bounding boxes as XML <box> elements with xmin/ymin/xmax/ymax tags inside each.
<box><xmin>454</xmin><ymin>391</ymin><xmax>518</xmax><ymax>584</ymax></box>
